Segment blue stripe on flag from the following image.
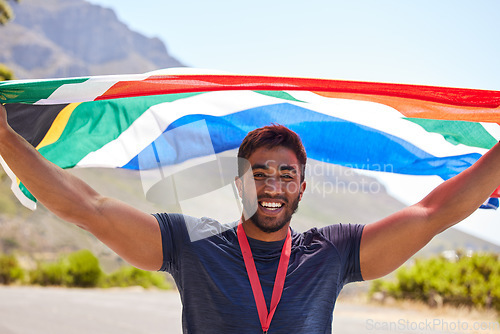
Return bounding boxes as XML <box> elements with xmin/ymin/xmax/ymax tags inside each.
<box><xmin>480</xmin><ymin>198</ymin><xmax>499</xmax><ymax>209</ymax></box>
<box><xmin>122</xmin><ymin>103</ymin><xmax>481</xmax><ymax>180</ymax></box>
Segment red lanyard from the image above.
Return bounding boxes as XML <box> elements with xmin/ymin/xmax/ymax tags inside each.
<box><xmin>237</xmin><ymin>223</ymin><xmax>292</xmax><ymax>334</ymax></box>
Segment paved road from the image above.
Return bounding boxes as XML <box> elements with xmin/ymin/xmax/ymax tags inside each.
<box><xmin>0</xmin><ymin>286</ymin><xmax>498</xmax><ymax>334</ymax></box>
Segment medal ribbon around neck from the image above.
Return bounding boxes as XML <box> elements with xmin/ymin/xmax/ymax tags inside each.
<box><xmin>237</xmin><ymin>223</ymin><xmax>292</xmax><ymax>334</ymax></box>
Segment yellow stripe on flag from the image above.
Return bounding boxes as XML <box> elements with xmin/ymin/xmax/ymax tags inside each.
<box><xmin>36</xmin><ymin>102</ymin><xmax>81</xmax><ymax>150</ymax></box>
<box><xmin>16</xmin><ymin>102</ymin><xmax>81</xmax><ymax>194</ymax></box>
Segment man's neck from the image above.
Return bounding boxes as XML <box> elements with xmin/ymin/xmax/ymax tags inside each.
<box><xmin>240</xmin><ymin>218</ymin><xmax>290</xmax><ymax>242</ymax></box>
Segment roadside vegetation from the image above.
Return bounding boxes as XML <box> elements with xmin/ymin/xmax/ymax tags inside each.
<box><xmin>370</xmin><ymin>251</ymin><xmax>500</xmax><ymax>313</ymax></box>
<box><xmin>0</xmin><ymin>249</ymin><xmax>171</xmax><ymax>289</ymax></box>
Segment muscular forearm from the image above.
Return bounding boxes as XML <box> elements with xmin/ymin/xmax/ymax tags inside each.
<box><xmin>418</xmin><ymin>141</ymin><xmax>500</xmax><ymax>232</ymax></box>
<box><xmin>0</xmin><ymin>122</ymin><xmax>101</xmax><ymax>224</ymax></box>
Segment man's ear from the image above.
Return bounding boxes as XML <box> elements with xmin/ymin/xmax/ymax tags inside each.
<box><xmin>235</xmin><ymin>176</ymin><xmax>243</xmax><ymax>198</ymax></box>
<box><xmin>299</xmin><ymin>181</ymin><xmax>306</xmax><ymax>201</ymax></box>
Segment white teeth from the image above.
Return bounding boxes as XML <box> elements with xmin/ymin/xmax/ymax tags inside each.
<box><xmin>260</xmin><ymin>201</ymin><xmax>283</xmax><ymax>209</ymax></box>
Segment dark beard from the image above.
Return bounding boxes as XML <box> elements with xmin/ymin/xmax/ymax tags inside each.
<box><xmin>244</xmin><ymin>194</ymin><xmax>300</xmax><ymax>234</ymax></box>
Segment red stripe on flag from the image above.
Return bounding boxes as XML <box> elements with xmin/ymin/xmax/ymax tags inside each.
<box><xmin>94</xmin><ymin>75</ymin><xmax>500</xmax><ymax>108</ymax></box>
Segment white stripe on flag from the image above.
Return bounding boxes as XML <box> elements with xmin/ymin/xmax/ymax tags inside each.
<box><xmin>76</xmin><ymin>90</ymin><xmax>285</xmax><ymax>168</ymax></box>
<box><xmin>480</xmin><ymin>122</ymin><xmax>500</xmax><ymax>141</ymax></box>
<box><xmin>34</xmin><ymin>74</ymin><xmax>150</xmax><ymax>105</ymax></box>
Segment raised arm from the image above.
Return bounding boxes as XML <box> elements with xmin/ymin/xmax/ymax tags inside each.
<box><xmin>360</xmin><ymin>141</ymin><xmax>500</xmax><ymax>280</ymax></box>
<box><xmin>0</xmin><ymin>104</ymin><xmax>162</xmax><ymax>271</ymax></box>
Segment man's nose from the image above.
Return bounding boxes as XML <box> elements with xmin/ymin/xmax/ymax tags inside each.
<box><xmin>264</xmin><ymin>176</ymin><xmax>284</xmax><ymax>195</ymax></box>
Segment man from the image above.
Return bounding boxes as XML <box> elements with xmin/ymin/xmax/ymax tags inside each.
<box><xmin>1</xmin><ymin>103</ymin><xmax>499</xmax><ymax>333</ymax></box>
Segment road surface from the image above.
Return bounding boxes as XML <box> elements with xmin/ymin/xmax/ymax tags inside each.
<box><xmin>0</xmin><ymin>286</ymin><xmax>498</xmax><ymax>333</ymax></box>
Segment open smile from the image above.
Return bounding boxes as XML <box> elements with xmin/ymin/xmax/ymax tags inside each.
<box><xmin>258</xmin><ymin>200</ymin><xmax>285</xmax><ymax>214</ymax></box>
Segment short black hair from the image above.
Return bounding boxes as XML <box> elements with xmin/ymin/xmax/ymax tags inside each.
<box><xmin>237</xmin><ymin>124</ymin><xmax>307</xmax><ymax>182</ymax></box>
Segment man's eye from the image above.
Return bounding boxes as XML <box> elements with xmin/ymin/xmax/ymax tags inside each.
<box><xmin>281</xmin><ymin>174</ymin><xmax>294</xmax><ymax>179</ymax></box>
<box><xmin>253</xmin><ymin>172</ymin><xmax>266</xmax><ymax>178</ymax></box>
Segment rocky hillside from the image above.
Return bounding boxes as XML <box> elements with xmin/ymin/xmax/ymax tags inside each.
<box><xmin>0</xmin><ymin>0</ymin><xmax>183</xmax><ymax>79</ymax></box>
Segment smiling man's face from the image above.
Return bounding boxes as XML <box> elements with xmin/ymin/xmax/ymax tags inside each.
<box><xmin>237</xmin><ymin>146</ymin><xmax>306</xmax><ymax>234</ymax></box>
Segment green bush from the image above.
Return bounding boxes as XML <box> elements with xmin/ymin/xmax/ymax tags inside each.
<box><xmin>101</xmin><ymin>266</ymin><xmax>170</xmax><ymax>290</ymax></box>
<box><xmin>0</xmin><ymin>254</ymin><xmax>24</xmax><ymax>284</ymax></box>
<box><xmin>30</xmin><ymin>250</ymin><xmax>102</xmax><ymax>287</ymax></box>
<box><xmin>0</xmin><ymin>63</ymin><xmax>15</xmax><ymax>81</ymax></box>
<box><xmin>1</xmin><ymin>250</ymin><xmax>171</xmax><ymax>290</ymax></box>
<box><xmin>66</xmin><ymin>250</ymin><xmax>102</xmax><ymax>287</ymax></box>
<box><xmin>30</xmin><ymin>259</ymin><xmax>70</xmax><ymax>286</ymax></box>
<box><xmin>370</xmin><ymin>252</ymin><xmax>500</xmax><ymax>311</ymax></box>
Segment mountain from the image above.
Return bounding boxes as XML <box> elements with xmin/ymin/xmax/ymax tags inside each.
<box><xmin>0</xmin><ymin>0</ymin><xmax>184</xmax><ymax>79</ymax></box>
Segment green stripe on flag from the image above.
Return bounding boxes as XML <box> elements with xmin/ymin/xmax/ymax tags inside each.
<box><xmin>403</xmin><ymin>118</ymin><xmax>497</xmax><ymax>149</ymax></box>
<box><xmin>0</xmin><ymin>78</ymin><xmax>89</xmax><ymax>104</ymax></box>
<box><xmin>254</xmin><ymin>91</ymin><xmax>304</xmax><ymax>103</ymax></box>
<box><xmin>19</xmin><ymin>183</ymin><xmax>37</xmax><ymax>203</ymax></box>
<box><xmin>37</xmin><ymin>92</ymin><xmax>204</xmax><ymax>168</ymax></box>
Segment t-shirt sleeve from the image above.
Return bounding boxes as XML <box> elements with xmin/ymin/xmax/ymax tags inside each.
<box><xmin>318</xmin><ymin>223</ymin><xmax>365</xmax><ymax>284</ymax></box>
<box><xmin>152</xmin><ymin>213</ymin><xmax>190</xmax><ymax>273</ymax></box>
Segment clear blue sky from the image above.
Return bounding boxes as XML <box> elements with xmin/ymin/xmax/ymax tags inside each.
<box><xmin>87</xmin><ymin>0</ymin><xmax>500</xmax><ymax>245</ymax></box>
<box><xmin>87</xmin><ymin>0</ymin><xmax>500</xmax><ymax>90</ymax></box>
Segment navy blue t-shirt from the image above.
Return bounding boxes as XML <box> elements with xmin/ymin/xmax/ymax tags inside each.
<box><xmin>153</xmin><ymin>213</ymin><xmax>364</xmax><ymax>334</ymax></box>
